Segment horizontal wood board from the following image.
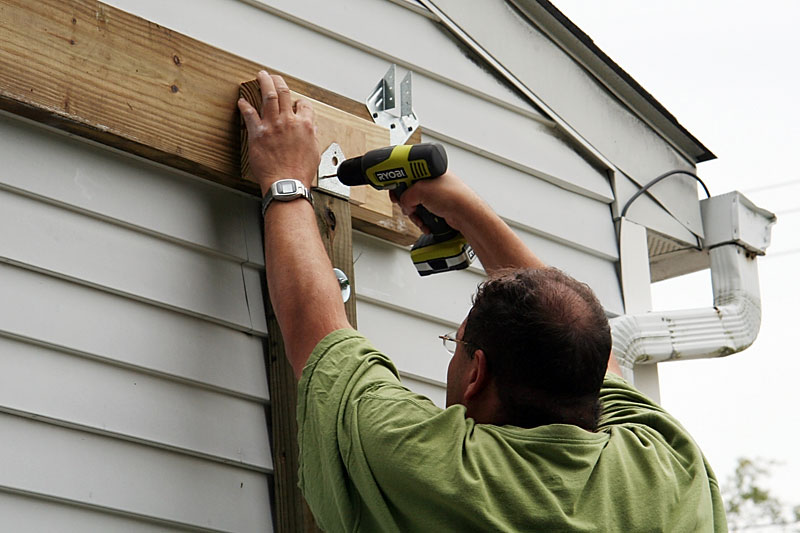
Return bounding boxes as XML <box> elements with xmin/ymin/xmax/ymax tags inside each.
<box><xmin>100</xmin><ymin>0</ymin><xmax>613</xmax><ymax>203</ymax></box>
<box><xmin>0</xmin><ymin>0</ymin><xmax>416</xmax><ymax>244</ymax></box>
<box><xmin>238</xmin><ymin>80</ymin><xmax>420</xmax><ymax>245</ymax></box>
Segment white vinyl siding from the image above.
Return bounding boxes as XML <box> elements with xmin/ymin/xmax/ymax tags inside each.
<box><xmin>0</xmin><ymin>262</ymin><xmax>266</xmax><ymax>399</ymax></box>
<box><xmin>0</xmin><ymin>490</ymin><xmax>203</xmax><ymax>533</ymax></box>
<box><xmin>0</xmin><ymin>413</ymin><xmax>271</xmax><ymax>531</ymax></box>
<box><xmin>0</xmin><ymin>113</ymin><xmax>271</xmax><ymax>532</ymax></box>
<box><xmin>0</xmin><ymin>334</ymin><xmax>270</xmax><ymax>470</ymax></box>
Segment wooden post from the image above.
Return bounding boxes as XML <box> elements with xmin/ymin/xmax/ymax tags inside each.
<box><xmin>264</xmin><ymin>192</ymin><xmax>356</xmax><ymax>533</ymax></box>
<box><xmin>239</xmin><ymin>81</ymin><xmax>357</xmax><ymax>532</ymax></box>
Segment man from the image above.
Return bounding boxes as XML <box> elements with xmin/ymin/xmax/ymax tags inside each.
<box><xmin>238</xmin><ymin>71</ymin><xmax>727</xmax><ymax>532</ymax></box>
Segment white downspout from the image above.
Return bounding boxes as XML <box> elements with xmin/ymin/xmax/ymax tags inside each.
<box><xmin>611</xmin><ymin>192</ymin><xmax>776</xmax><ymax>383</ymax></box>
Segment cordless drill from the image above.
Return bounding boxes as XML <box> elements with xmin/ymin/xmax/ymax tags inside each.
<box><xmin>336</xmin><ymin>143</ymin><xmax>475</xmax><ymax>276</ymax></box>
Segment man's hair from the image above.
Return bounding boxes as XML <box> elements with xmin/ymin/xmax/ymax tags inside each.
<box><xmin>463</xmin><ymin>268</ymin><xmax>611</xmax><ymax>430</ymax></box>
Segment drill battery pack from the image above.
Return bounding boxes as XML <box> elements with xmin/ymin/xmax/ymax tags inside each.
<box><xmin>411</xmin><ymin>231</ymin><xmax>475</xmax><ymax>276</ymax></box>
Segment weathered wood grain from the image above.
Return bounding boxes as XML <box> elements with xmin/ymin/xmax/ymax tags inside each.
<box><xmin>0</xmin><ymin>0</ymin><xmax>419</xmax><ymax>243</ymax></box>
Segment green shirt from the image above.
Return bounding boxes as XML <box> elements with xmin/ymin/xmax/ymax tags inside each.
<box><xmin>297</xmin><ymin>329</ymin><xmax>727</xmax><ymax>532</ymax></box>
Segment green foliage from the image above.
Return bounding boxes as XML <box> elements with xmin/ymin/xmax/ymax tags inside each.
<box><xmin>723</xmin><ymin>457</ymin><xmax>799</xmax><ymax>532</ymax></box>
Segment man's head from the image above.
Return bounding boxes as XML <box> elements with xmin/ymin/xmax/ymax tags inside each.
<box><xmin>446</xmin><ymin>267</ymin><xmax>611</xmax><ymax>430</ymax></box>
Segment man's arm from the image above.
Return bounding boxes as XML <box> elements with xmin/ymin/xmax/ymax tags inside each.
<box><xmin>394</xmin><ymin>170</ymin><xmax>546</xmax><ymax>274</ymax></box>
<box><xmin>396</xmin><ymin>172</ymin><xmax>625</xmax><ymax>375</ymax></box>
<box><xmin>238</xmin><ymin>72</ymin><xmax>350</xmax><ymax>378</ymax></box>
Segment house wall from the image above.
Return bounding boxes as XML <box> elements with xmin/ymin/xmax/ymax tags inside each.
<box><xmin>0</xmin><ymin>113</ymin><xmax>272</xmax><ymax>532</ymax></box>
<box><xmin>0</xmin><ymin>0</ymin><xmax>699</xmax><ymax>528</ymax></box>
<box><xmin>129</xmin><ymin>0</ymin><xmax>622</xmax><ymax>404</ymax></box>
<box><xmin>44</xmin><ymin>0</ymin><xmax>624</xmax><ymax>406</ymax></box>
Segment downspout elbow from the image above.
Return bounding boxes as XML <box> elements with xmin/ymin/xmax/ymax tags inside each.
<box><xmin>610</xmin><ymin>192</ymin><xmax>776</xmax><ymax>382</ymax></box>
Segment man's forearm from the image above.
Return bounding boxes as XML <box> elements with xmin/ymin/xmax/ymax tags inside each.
<box><xmin>263</xmin><ymin>201</ymin><xmax>350</xmax><ymax>378</ymax></box>
<box><xmin>452</xmin><ymin>198</ymin><xmax>546</xmax><ymax>275</ymax></box>
<box><xmin>396</xmin><ymin>172</ymin><xmax>546</xmax><ymax>275</ymax></box>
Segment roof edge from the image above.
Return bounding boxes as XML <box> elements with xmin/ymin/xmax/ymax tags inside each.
<box><xmin>511</xmin><ymin>0</ymin><xmax>716</xmax><ymax>163</ymax></box>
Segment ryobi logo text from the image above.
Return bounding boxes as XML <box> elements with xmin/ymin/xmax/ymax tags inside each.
<box><xmin>374</xmin><ymin>167</ymin><xmax>407</xmax><ymax>182</ymax></box>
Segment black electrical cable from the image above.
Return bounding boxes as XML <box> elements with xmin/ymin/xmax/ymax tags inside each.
<box><xmin>620</xmin><ymin>170</ymin><xmax>711</xmax><ymax>219</ymax></box>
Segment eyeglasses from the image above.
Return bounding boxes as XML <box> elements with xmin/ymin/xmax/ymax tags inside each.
<box><xmin>439</xmin><ymin>331</ymin><xmax>474</xmax><ymax>355</ymax></box>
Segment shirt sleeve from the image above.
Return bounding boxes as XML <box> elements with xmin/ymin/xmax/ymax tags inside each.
<box><xmin>599</xmin><ymin>372</ymin><xmax>711</xmax><ymax>475</ymax></box>
<box><xmin>296</xmin><ymin>329</ymin><xmax>434</xmax><ymax>532</ymax></box>
<box><xmin>599</xmin><ymin>372</ymin><xmax>666</xmax><ymax>421</ymax></box>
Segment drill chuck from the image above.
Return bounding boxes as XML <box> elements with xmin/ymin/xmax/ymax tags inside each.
<box><xmin>336</xmin><ymin>157</ymin><xmax>369</xmax><ymax>186</ymax></box>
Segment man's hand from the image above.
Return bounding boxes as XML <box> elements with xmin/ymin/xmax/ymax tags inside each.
<box><xmin>238</xmin><ymin>71</ymin><xmax>349</xmax><ymax>378</ymax></box>
<box><xmin>238</xmin><ymin>71</ymin><xmax>320</xmax><ymax>195</ymax></box>
<box><xmin>392</xmin><ymin>170</ymin><xmax>546</xmax><ymax>273</ymax></box>
<box><xmin>391</xmin><ymin>170</ymin><xmax>481</xmax><ymax>234</ymax></box>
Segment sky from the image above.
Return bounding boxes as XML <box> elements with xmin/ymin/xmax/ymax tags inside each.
<box><xmin>553</xmin><ymin>0</ymin><xmax>800</xmax><ymax>509</ymax></box>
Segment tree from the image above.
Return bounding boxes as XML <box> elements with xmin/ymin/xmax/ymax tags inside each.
<box><xmin>723</xmin><ymin>457</ymin><xmax>800</xmax><ymax>532</ymax></box>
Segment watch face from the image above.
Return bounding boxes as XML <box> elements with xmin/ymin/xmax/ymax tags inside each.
<box><xmin>277</xmin><ymin>181</ymin><xmax>298</xmax><ymax>195</ymax></box>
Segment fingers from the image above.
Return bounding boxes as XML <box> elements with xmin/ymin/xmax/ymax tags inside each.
<box><xmin>258</xmin><ymin>71</ymin><xmax>280</xmax><ymax>120</ymax></box>
<box><xmin>273</xmin><ymin>75</ymin><xmax>293</xmax><ymax>116</ymax></box>
<box><xmin>397</xmin><ymin>182</ymin><xmax>425</xmax><ymax>215</ymax></box>
<box><xmin>237</xmin><ymin>98</ymin><xmax>260</xmax><ymax>138</ymax></box>
<box><xmin>409</xmin><ymin>213</ymin><xmax>430</xmax><ymax>234</ymax></box>
<box><xmin>294</xmin><ymin>98</ymin><xmax>313</xmax><ymax>120</ymax></box>
<box><xmin>390</xmin><ymin>187</ymin><xmax>431</xmax><ymax>233</ymax></box>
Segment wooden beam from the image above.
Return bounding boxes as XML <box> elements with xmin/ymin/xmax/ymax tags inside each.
<box><xmin>239</xmin><ymin>80</ymin><xmax>420</xmax><ymax>245</ymax></box>
<box><xmin>265</xmin><ymin>190</ymin><xmax>356</xmax><ymax>533</ymax></box>
<box><xmin>0</xmin><ymin>0</ymin><xmax>420</xmax><ymax>245</ymax></box>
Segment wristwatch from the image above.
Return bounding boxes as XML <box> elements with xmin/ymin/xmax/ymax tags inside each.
<box><xmin>261</xmin><ymin>179</ymin><xmax>314</xmax><ymax>217</ymax></box>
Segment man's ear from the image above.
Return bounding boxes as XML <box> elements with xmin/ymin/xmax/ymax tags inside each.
<box><xmin>463</xmin><ymin>349</ymin><xmax>490</xmax><ymax>403</ymax></box>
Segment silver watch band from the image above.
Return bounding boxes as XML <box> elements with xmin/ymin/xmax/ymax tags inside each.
<box><xmin>261</xmin><ymin>180</ymin><xmax>314</xmax><ymax>217</ymax></box>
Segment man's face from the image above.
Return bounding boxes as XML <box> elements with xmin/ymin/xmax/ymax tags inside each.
<box><xmin>445</xmin><ymin>318</ymin><xmax>470</xmax><ymax>408</ymax></box>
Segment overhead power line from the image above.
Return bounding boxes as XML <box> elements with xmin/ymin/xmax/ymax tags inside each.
<box><xmin>765</xmin><ymin>248</ymin><xmax>800</xmax><ymax>259</ymax></box>
<box><xmin>743</xmin><ymin>178</ymin><xmax>800</xmax><ymax>195</ymax></box>
<box><xmin>774</xmin><ymin>206</ymin><xmax>800</xmax><ymax>216</ymax></box>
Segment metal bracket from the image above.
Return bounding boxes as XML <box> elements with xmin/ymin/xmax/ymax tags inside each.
<box><xmin>366</xmin><ymin>65</ymin><xmax>419</xmax><ymax>145</ymax></box>
<box><xmin>316</xmin><ymin>142</ymin><xmax>349</xmax><ymax>200</ymax></box>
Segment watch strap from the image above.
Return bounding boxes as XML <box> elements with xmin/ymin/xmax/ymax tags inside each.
<box><xmin>261</xmin><ymin>180</ymin><xmax>314</xmax><ymax>217</ymax></box>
